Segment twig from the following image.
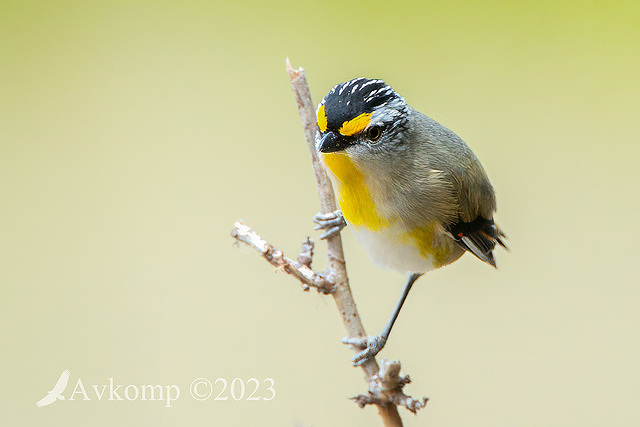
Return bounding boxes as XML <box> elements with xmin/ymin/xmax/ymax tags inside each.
<box><xmin>231</xmin><ymin>221</ymin><xmax>333</xmax><ymax>293</ymax></box>
<box><xmin>231</xmin><ymin>60</ymin><xmax>430</xmax><ymax>427</ymax></box>
<box><xmin>286</xmin><ymin>59</ymin><xmax>377</xmax><ymax>370</ymax></box>
<box><xmin>287</xmin><ymin>59</ymin><xmax>406</xmax><ymax>426</ymax></box>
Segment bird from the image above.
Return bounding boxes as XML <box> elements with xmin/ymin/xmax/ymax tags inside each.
<box><xmin>36</xmin><ymin>369</ymin><xmax>70</xmax><ymax>407</ymax></box>
<box><xmin>313</xmin><ymin>78</ymin><xmax>506</xmax><ymax>365</ymax></box>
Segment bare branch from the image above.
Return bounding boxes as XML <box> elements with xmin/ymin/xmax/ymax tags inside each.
<box><xmin>286</xmin><ymin>59</ymin><xmax>406</xmax><ymax>426</ymax></box>
<box><xmin>231</xmin><ymin>221</ymin><xmax>333</xmax><ymax>293</ymax></box>
<box><xmin>286</xmin><ymin>58</ymin><xmax>375</xmax><ymax>368</ymax></box>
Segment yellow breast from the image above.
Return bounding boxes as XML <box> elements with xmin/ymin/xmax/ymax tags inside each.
<box><xmin>323</xmin><ymin>153</ymin><xmax>460</xmax><ymax>271</ymax></box>
<box><xmin>322</xmin><ymin>153</ymin><xmax>389</xmax><ymax>231</ymax></box>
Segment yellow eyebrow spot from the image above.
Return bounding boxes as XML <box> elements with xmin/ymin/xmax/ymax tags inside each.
<box><xmin>317</xmin><ymin>104</ymin><xmax>328</xmax><ymax>132</ymax></box>
<box><xmin>339</xmin><ymin>112</ymin><xmax>372</xmax><ymax>136</ymax></box>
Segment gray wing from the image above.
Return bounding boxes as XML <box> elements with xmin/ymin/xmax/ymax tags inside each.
<box><xmin>413</xmin><ymin>111</ymin><xmax>505</xmax><ymax>266</ymax></box>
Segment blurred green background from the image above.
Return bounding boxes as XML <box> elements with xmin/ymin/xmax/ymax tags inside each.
<box><xmin>2</xmin><ymin>0</ymin><xmax>639</xmax><ymax>425</ymax></box>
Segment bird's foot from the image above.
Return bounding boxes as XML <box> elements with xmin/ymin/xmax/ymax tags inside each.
<box><xmin>342</xmin><ymin>334</ymin><xmax>387</xmax><ymax>366</ymax></box>
<box><xmin>313</xmin><ymin>210</ymin><xmax>346</xmax><ymax>239</ymax></box>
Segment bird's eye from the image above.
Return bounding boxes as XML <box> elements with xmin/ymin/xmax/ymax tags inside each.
<box><xmin>366</xmin><ymin>125</ymin><xmax>383</xmax><ymax>141</ymax></box>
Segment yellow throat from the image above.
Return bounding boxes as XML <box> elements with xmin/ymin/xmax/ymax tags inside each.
<box><xmin>322</xmin><ymin>152</ymin><xmax>389</xmax><ymax>231</ymax></box>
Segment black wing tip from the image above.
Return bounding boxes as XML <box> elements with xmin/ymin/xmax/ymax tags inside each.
<box><xmin>449</xmin><ymin>217</ymin><xmax>507</xmax><ymax>268</ymax></box>
<box><xmin>487</xmin><ymin>254</ymin><xmax>498</xmax><ymax>269</ymax></box>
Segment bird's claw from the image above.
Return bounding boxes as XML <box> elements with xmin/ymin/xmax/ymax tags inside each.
<box><xmin>342</xmin><ymin>335</ymin><xmax>387</xmax><ymax>366</ymax></box>
<box><xmin>313</xmin><ymin>210</ymin><xmax>347</xmax><ymax>239</ymax></box>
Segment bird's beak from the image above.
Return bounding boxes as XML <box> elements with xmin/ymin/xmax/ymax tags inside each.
<box><xmin>317</xmin><ymin>131</ymin><xmax>350</xmax><ymax>153</ymax></box>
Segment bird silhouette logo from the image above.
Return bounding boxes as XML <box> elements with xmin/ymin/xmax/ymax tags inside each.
<box><xmin>36</xmin><ymin>369</ymin><xmax>70</xmax><ymax>407</ymax></box>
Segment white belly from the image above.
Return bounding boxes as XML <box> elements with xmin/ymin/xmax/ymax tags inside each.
<box><xmin>349</xmin><ymin>224</ymin><xmax>439</xmax><ymax>274</ymax></box>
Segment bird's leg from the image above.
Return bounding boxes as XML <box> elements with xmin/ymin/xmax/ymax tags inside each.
<box><xmin>343</xmin><ymin>273</ymin><xmax>423</xmax><ymax>366</ymax></box>
<box><xmin>313</xmin><ymin>210</ymin><xmax>347</xmax><ymax>239</ymax></box>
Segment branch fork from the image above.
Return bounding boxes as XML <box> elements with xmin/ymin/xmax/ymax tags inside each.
<box><xmin>352</xmin><ymin>359</ymin><xmax>429</xmax><ymax>414</ymax></box>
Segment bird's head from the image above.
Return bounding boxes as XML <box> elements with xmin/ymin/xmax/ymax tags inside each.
<box><xmin>315</xmin><ymin>78</ymin><xmax>410</xmax><ymax>160</ymax></box>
